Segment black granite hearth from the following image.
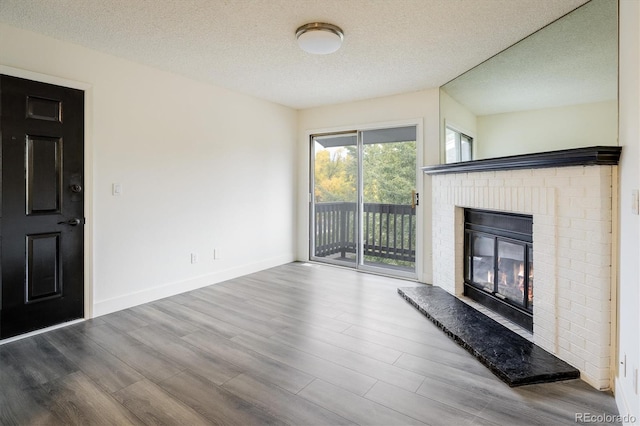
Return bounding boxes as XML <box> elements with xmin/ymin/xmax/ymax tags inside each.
<box><xmin>398</xmin><ymin>285</ymin><xmax>580</xmax><ymax>387</ymax></box>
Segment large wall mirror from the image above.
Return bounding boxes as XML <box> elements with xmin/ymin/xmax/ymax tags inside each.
<box><xmin>440</xmin><ymin>0</ymin><xmax>617</xmax><ymax>163</ymax></box>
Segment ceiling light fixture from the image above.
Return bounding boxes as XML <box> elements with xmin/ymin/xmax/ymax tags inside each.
<box><xmin>296</xmin><ymin>22</ymin><xmax>344</xmax><ymax>55</ymax></box>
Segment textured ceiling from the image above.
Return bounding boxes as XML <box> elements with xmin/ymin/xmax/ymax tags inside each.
<box><xmin>443</xmin><ymin>0</ymin><xmax>617</xmax><ymax>116</ymax></box>
<box><xmin>0</xmin><ymin>0</ymin><xmax>589</xmax><ymax>109</ymax></box>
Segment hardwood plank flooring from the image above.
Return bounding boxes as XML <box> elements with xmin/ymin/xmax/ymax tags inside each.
<box><xmin>158</xmin><ymin>370</ymin><xmax>286</xmax><ymax>425</ymax></box>
<box><xmin>222</xmin><ymin>374</ymin><xmax>354</xmax><ymax>426</ymax></box>
<box><xmin>229</xmin><ymin>331</ymin><xmax>378</xmax><ymax>396</ymax></box>
<box><xmin>182</xmin><ymin>329</ymin><xmax>315</xmax><ymax>393</ymax></box>
<box><xmin>0</xmin><ymin>262</ymin><xmax>620</xmax><ymax>425</ymax></box>
<box><xmin>113</xmin><ymin>379</ymin><xmax>211</xmax><ymax>425</ymax></box>
<box><xmin>42</xmin><ymin>327</ymin><xmax>145</xmax><ymax>393</ymax></box>
<box><xmin>41</xmin><ymin>371</ymin><xmax>144</xmax><ymax>425</ymax></box>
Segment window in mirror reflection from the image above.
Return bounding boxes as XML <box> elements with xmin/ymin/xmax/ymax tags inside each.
<box><xmin>445</xmin><ymin>126</ymin><xmax>473</xmax><ymax>164</ymax></box>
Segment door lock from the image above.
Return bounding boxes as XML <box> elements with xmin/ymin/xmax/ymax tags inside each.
<box><xmin>70</xmin><ymin>184</ymin><xmax>82</xmax><ymax>193</ymax></box>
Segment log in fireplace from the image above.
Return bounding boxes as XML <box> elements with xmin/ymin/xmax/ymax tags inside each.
<box><xmin>464</xmin><ymin>209</ymin><xmax>533</xmax><ymax>331</ymax></box>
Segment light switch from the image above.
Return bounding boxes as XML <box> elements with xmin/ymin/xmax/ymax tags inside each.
<box><xmin>112</xmin><ymin>183</ymin><xmax>122</xmax><ymax>196</ymax></box>
<box><xmin>632</xmin><ymin>189</ymin><xmax>639</xmax><ymax>215</ymax></box>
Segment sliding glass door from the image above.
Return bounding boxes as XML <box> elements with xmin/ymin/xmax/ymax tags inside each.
<box><xmin>311</xmin><ymin>132</ymin><xmax>358</xmax><ymax>268</ymax></box>
<box><xmin>310</xmin><ymin>126</ymin><xmax>418</xmax><ymax>278</ymax></box>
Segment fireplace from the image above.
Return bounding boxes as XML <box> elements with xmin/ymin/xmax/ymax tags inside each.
<box><xmin>464</xmin><ymin>209</ymin><xmax>533</xmax><ymax>331</ymax></box>
<box><xmin>423</xmin><ymin>147</ymin><xmax>621</xmax><ymax>389</ymax></box>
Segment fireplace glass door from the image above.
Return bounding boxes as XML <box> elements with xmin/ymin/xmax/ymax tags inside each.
<box><xmin>497</xmin><ymin>240</ymin><xmax>531</xmax><ymax>309</ymax></box>
<box><xmin>464</xmin><ymin>209</ymin><xmax>533</xmax><ymax>330</ymax></box>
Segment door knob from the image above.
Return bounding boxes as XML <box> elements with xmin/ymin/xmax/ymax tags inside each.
<box><xmin>58</xmin><ymin>218</ymin><xmax>83</xmax><ymax>226</ymax></box>
<box><xmin>70</xmin><ymin>184</ymin><xmax>82</xmax><ymax>193</ymax></box>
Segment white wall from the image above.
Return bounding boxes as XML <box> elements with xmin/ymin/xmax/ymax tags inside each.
<box><xmin>616</xmin><ymin>0</ymin><xmax>640</xmax><ymax>422</ymax></box>
<box><xmin>0</xmin><ymin>24</ymin><xmax>298</xmax><ymax>316</ymax></box>
<box><xmin>476</xmin><ymin>100</ymin><xmax>618</xmax><ymax>159</ymax></box>
<box><xmin>297</xmin><ymin>89</ymin><xmax>440</xmax><ymax>283</ymax></box>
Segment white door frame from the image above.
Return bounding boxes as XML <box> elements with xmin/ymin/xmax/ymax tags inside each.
<box><xmin>308</xmin><ymin>118</ymin><xmax>423</xmax><ymax>281</ymax></box>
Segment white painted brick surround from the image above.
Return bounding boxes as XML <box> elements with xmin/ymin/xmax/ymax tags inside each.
<box><xmin>431</xmin><ymin>165</ymin><xmax>615</xmax><ymax>389</ymax></box>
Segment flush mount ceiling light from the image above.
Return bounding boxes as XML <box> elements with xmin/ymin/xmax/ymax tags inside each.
<box><xmin>296</xmin><ymin>22</ymin><xmax>344</xmax><ymax>55</ymax></box>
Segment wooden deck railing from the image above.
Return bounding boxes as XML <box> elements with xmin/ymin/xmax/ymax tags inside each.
<box><xmin>313</xmin><ymin>202</ymin><xmax>416</xmax><ymax>263</ymax></box>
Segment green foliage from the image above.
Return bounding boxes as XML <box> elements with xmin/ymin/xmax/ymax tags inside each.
<box><xmin>364</xmin><ymin>141</ymin><xmax>416</xmax><ymax>205</ymax></box>
<box><xmin>315</xmin><ymin>141</ymin><xmax>416</xmax><ymax>205</ymax></box>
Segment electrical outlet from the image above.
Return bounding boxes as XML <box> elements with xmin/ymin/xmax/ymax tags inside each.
<box><xmin>191</xmin><ymin>253</ymin><xmax>198</xmax><ymax>264</ymax></box>
<box><xmin>213</xmin><ymin>249</ymin><xmax>220</xmax><ymax>260</ymax></box>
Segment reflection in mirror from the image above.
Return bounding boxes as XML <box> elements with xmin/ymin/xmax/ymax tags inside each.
<box><xmin>445</xmin><ymin>126</ymin><xmax>473</xmax><ymax>163</ymax></box>
<box><xmin>440</xmin><ymin>0</ymin><xmax>617</xmax><ymax>162</ymax></box>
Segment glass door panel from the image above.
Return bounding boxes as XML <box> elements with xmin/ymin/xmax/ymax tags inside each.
<box><xmin>311</xmin><ymin>133</ymin><xmax>358</xmax><ymax>267</ymax></box>
<box><xmin>468</xmin><ymin>233</ymin><xmax>495</xmax><ymax>292</ymax></box>
<box><xmin>361</xmin><ymin>127</ymin><xmax>416</xmax><ymax>275</ymax></box>
<box><xmin>497</xmin><ymin>240</ymin><xmax>526</xmax><ymax>306</ymax></box>
<box><xmin>527</xmin><ymin>247</ymin><xmax>534</xmax><ymax>309</ymax></box>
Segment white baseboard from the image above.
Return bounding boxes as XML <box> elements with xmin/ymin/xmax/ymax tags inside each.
<box><xmin>615</xmin><ymin>377</ymin><xmax>639</xmax><ymax>426</ymax></box>
<box><xmin>92</xmin><ymin>254</ymin><xmax>294</xmax><ymax>317</ymax></box>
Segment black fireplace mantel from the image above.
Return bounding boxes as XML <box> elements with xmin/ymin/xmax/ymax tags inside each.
<box><xmin>422</xmin><ymin>146</ymin><xmax>621</xmax><ymax>175</ymax></box>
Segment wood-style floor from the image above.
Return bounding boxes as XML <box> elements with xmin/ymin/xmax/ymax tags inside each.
<box><xmin>0</xmin><ymin>262</ymin><xmax>619</xmax><ymax>425</ymax></box>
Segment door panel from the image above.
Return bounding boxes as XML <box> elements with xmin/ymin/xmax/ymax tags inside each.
<box><xmin>27</xmin><ymin>233</ymin><xmax>62</xmax><ymax>302</ymax></box>
<box><xmin>27</xmin><ymin>135</ymin><xmax>63</xmax><ymax>214</ymax></box>
<box><xmin>311</xmin><ymin>133</ymin><xmax>358</xmax><ymax>267</ymax></box>
<box><xmin>26</xmin><ymin>96</ymin><xmax>62</xmax><ymax>122</ymax></box>
<box><xmin>360</xmin><ymin>128</ymin><xmax>417</xmax><ymax>275</ymax></box>
<box><xmin>1</xmin><ymin>75</ymin><xmax>84</xmax><ymax>339</ymax></box>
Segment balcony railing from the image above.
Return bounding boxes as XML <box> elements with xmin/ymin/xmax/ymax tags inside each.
<box><xmin>313</xmin><ymin>202</ymin><xmax>416</xmax><ymax>263</ymax></box>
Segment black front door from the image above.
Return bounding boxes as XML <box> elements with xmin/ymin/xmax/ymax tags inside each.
<box><xmin>0</xmin><ymin>75</ymin><xmax>85</xmax><ymax>339</ymax></box>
